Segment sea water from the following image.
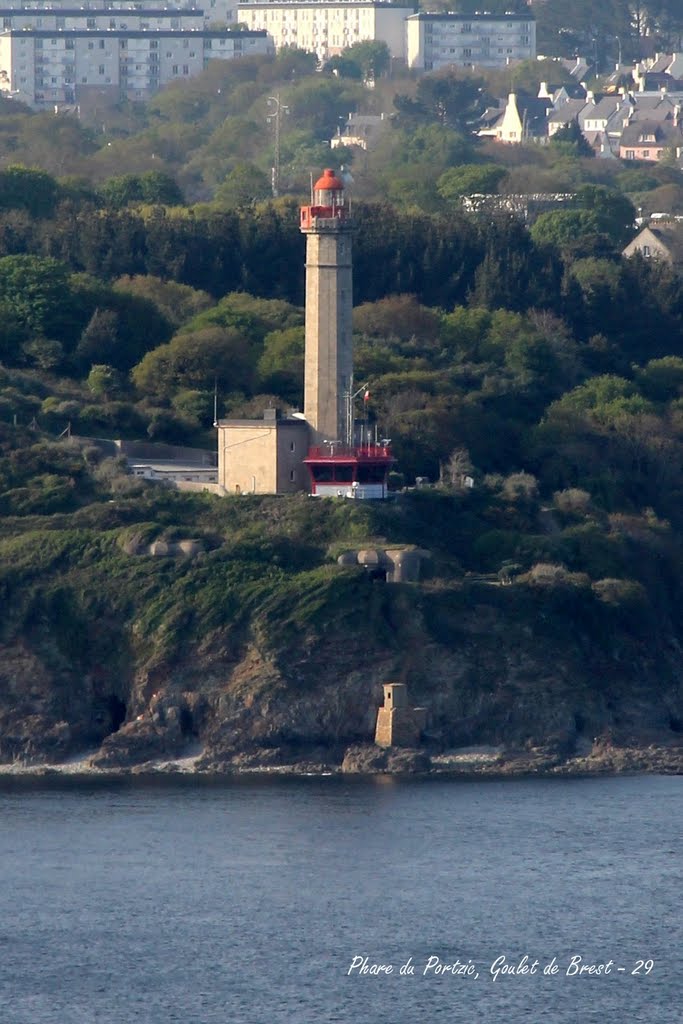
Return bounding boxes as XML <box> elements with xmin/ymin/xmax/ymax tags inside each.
<box><xmin>0</xmin><ymin>774</ymin><xmax>680</xmax><ymax>1023</ymax></box>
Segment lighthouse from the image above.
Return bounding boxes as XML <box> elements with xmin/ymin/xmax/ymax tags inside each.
<box><xmin>300</xmin><ymin>169</ymin><xmax>394</xmax><ymax>499</ymax></box>
<box><xmin>299</xmin><ymin>168</ymin><xmax>353</xmax><ymax>445</ymax></box>
<box><xmin>216</xmin><ymin>168</ymin><xmax>394</xmax><ymax>498</ymax></box>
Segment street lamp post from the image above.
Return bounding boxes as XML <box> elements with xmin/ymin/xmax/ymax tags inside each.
<box><xmin>267</xmin><ymin>93</ymin><xmax>288</xmax><ymax>198</ymax></box>
<box><xmin>614</xmin><ymin>35</ymin><xmax>622</xmax><ymax>69</ymax></box>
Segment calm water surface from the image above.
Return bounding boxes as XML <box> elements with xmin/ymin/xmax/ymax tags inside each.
<box><xmin>0</xmin><ymin>774</ymin><xmax>681</xmax><ymax>1024</ymax></box>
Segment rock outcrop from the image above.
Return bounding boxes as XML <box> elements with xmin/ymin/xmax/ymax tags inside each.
<box><xmin>1</xmin><ymin>543</ymin><xmax>682</xmax><ymax>775</ymax></box>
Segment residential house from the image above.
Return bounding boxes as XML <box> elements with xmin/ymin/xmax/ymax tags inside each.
<box><xmin>623</xmin><ymin>223</ymin><xmax>683</xmax><ymax>268</ymax></box>
<box><xmin>603</xmin><ymin>93</ymin><xmax>683</xmax><ymax>156</ymax></box>
<box><xmin>557</xmin><ymin>55</ymin><xmax>593</xmax><ymax>81</ymax></box>
<box><xmin>634</xmin><ymin>53</ymin><xmax>683</xmax><ymax>91</ymax></box>
<box><xmin>479</xmin><ymin>92</ymin><xmax>552</xmax><ymax>144</ymax></box>
<box><xmin>547</xmin><ymin>98</ymin><xmax>587</xmax><ymax>137</ymax></box>
<box><xmin>476</xmin><ymin>98</ymin><xmax>506</xmax><ymax>136</ymax></box>
<box><xmin>331</xmin><ymin>112</ymin><xmax>390</xmax><ymax>151</ymax></box>
<box><xmin>538</xmin><ymin>81</ymin><xmax>587</xmax><ymax>106</ymax></box>
<box><xmin>579</xmin><ymin>94</ymin><xmax>625</xmax><ymax>137</ymax></box>
<box><xmin>619</xmin><ymin>118</ymin><xmax>683</xmax><ymax>162</ymax></box>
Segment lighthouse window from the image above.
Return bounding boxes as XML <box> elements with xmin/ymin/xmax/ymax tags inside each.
<box><xmin>357</xmin><ymin>464</ymin><xmax>387</xmax><ymax>484</ymax></box>
<box><xmin>290</xmin><ymin>442</ymin><xmax>296</xmax><ymax>452</ymax></box>
<box><xmin>312</xmin><ymin>466</ymin><xmax>335</xmax><ymax>483</ymax></box>
<box><xmin>310</xmin><ymin>465</ymin><xmax>353</xmax><ymax>483</ymax></box>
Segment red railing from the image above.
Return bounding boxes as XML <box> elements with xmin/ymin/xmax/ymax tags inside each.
<box><xmin>305</xmin><ymin>445</ymin><xmax>393</xmax><ymax>461</ymax></box>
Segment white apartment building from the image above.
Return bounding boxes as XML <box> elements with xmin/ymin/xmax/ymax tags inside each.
<box><xmin>0</xmin><ymin>9</ymin><xmax>204</xmax><ymax>32</ymax></box>
<box><xmin>406</xmin><ymin>12</ymin><xmax>536</xmax><ymax>71</ymax></box>
<box><xmin>0</xmin><ymin>2</ymin><xmax>239</xmax><ymax>29</ymax></box>
<box><xmin>0</xmin><ymin>27</ymin><xmax>271</xmax><ymax>107</ymax></box>
<box><xmin>237</xmin><ymin>1</ymin><xmax>414</xmax><ymax>63</ymax></box>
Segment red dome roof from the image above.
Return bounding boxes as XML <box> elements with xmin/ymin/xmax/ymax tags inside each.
<box><xmin>313</xmin><ymin>168</ymin><xmax>344</xmax><ymax>191</ymax></box>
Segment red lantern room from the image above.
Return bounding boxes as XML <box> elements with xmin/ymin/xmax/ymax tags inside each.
<box><xmin>300</xmin><ymin>168</ymin><xmax>348</xmax><ymax>230</ymax></box>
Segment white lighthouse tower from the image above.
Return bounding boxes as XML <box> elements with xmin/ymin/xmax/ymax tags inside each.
<box><xmin>299</xmin><ymin>168</ymin><xmax>353</xmax><ymax>446</ymax></box>
<box><xmin>216</xmin><ymin>168</ymin><xmax>394</xmax><ymax>499</ymax></box>
<box><xmin>301</xmin><ymin>169</ymin><xmax>394</xmax><ymax>499</ymax></box>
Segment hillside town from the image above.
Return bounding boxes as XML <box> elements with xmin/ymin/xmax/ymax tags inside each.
<box><xmin>0</xmin><ymin>2</ymin><xmax>681</xmax><ymax>175</ymax></box>
<box><xmin>0</xmin><ymin>3</ymin><xmax>537</xmax><ymax>109</ymax></box>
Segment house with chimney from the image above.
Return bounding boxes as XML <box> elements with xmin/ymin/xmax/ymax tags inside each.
<box><xmin>634</xmin><ymin>54</ymin><xmax>683</xmax><ymax>92</ymax></box>
<box><xmin>547</xmin><ymin>98</ymin><xmax>589</xmax><ymax>138</ymax></box>
<box><xmin>478</xmin><ymin>92</ymin><xmax>553</xmax><ymax>143</ymax></box>
<box><xmin>619</xmin><ymin>118</ymin><xmax>683</xmax><ymax>162</ymax></box>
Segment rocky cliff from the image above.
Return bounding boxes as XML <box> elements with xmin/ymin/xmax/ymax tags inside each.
<box><xmin>1</xmin><ymin>521</ymin><xmax>682</xmax><ymax>774</ymax></box>
<box><xmin>1</xmin><ymin>489</ymin><xmax>682</xmax><ymax>776</ymax></box>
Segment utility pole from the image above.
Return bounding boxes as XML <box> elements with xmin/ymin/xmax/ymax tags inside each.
<box><xmin>267</xmin><ymin>93</ymin><xmax>288</xmax><ymax>198</ymax></box>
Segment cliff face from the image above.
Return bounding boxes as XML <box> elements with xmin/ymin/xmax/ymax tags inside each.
<box><xmin>1</xmin><ymin>487</ymin><xmax>682</xmax><ymax>773</ymax></box>
<box><xmin>2</xmin><ymin>550</ymin><xmax>681</xmax><ymax>772</ymax></box>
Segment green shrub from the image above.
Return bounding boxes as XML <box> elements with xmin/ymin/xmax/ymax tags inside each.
<box><xmin>592</xmin><ymin>578</ymin><xmax>647</xmax><ymax>606</ymax></box>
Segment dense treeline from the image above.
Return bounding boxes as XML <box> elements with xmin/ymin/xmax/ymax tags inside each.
<box><xmin>1</xmin><ymin>199</ymin><xmax>478</xmax><ymax>305</ymax></box>
<box><xmin>2</xmin><ymin>191</ymin><xmax>683</xmax><ymax>357</ymax></box>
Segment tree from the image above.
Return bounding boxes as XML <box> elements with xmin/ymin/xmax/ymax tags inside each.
<box><xmin>576</xmin><ymin>185</ymin><xmax>636</xmax><ymax>246</ymax></box>
<box><xmin>0</xmin><ymin>166</ymin><xmax>59</xmax><ymax>218</ymax></box>
<box><xmin>76</xmin><ymin>309</ymin><xmax>121</xmax><ymax>368</ymax></box>
<box><xmin>268</xmin><ymin>47</ymin><xmax>318</xmax><ymax>81</ymax></box>
<box><xmin>342</xmin><ymin>40</ymin><xmax>390</xmax><ymax>80</ymax></box>
<box><xmin>400</xmin><ymin>124</ymin><xmax>474</xmax><ymax>170</ymax></box>
<box><xmin>0</xmin><ymin>255</ymin><xmax>86</xmax><ymax>351</ymax></box>
<box><xmin>99</xmin><ymin>175</ymin><xmax>145</xmax><ymax>208</ymax></box>
<box><xmin>71</xmin><ymin>275</ymin><xmax>174</xmax><ymax>370</ymax></box>
<box><xmin>113</xmin><ymin>275</ymin><xmax>213</xmax><ymax>330</ymax></box>
<box><xmin>171</xmin><ymin>388</ymin><xmax>215</xmax><ymax>426</ymax></box>
<box><xmin>440</xmin><ymin>446</ymin><xmax>474</xmax><ymax>490</ymax></box>
<box><xmin>256</xmin><ymin>326</ymin><xmax>304</xmax><ymax>403</ymax></box>
<box><xmin>552</xmin><ymin>374</ymin><xmax>650</xmax><ymax>423</ymax></box>
<box><xmin>286</xmin><ymin>77</ymin><xmax>364</xmax><ymax>140</ymax></box>
<box><xmin>138</xmin><ymin>170</ymin><xmax>184</xmax><ymax>205</ymax></box>
<box><xmin>99</xmin><ymin>172</ymin><xmax>183</xmax><ymax>208</ymax></box>
<box><xmin>418</xmin><ymin>71</ymin><xmax>485</xmax><ymax>130</ymax></box>
<box><xmin>325</xmin><ymin>56</ymin><xmax>363</xmax><ymax>81</ymax></box>
<box><xmin>395</xmin><ymin>70</ymin><xmax>486</xmax><ymax>131</ymax></box>
<box><xmin>549</xmin><ymin>121</ymin><xmax>594</xmax><ymax>159</ymax></box>
<box><xmin>9</xmin><ymin>113</ymin><xmax>97</xmax><ymax>178</ymax></box>
<box><xmin>530</xmin><ymin>187</ymin><xmax>636</xmax><ymax>254</ymax></box>
<box><xmin>511</xmin><ymin>58</ymin><xmax>573</xmax><ymax>94</ymax></box>
<box><xmin>636</xmin><ymin>356</ymin><xmax>683</xmax><ymax>402</ymax></box>
<box><xmin>186</xmin><ymin>291</ymin><xmax>303</xmax><ymax>341</ymax></box>
<box><xmin>23</xmin><ymin>337</ymin><xmax>64</xmax><ymax>370</ymax></box>
<box><xmin>87</xmin><ymin>364</ymin><xmax>124</xmax><ymax>401</ymax></box>
<box><xmin>531</xmin><ymin>210</ymin><xmax>603</xmax><ymax>250</ymax></box>
<box><xmin>132</xmin><ymin>325</ymin><xmax>255</xmax><ymax>399</ymax></box>
<box><xmin>353</xmin><ymin>295</ymin><xmax>442</xmax><ymax>346</ymax></box>
<box><xmin>214</xmin><ymin>163</ymin><xmax>271</xmax><ymax>208</ymax></box>
<box><xmin>437</xmin><ymin>164</ymin><xmax>507</xmax><ymax>202</ymax></box>
<box><xmin>471</xmin><ymin>217</ymin><xmax>559</xmax><ymax>313</ymax></box>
